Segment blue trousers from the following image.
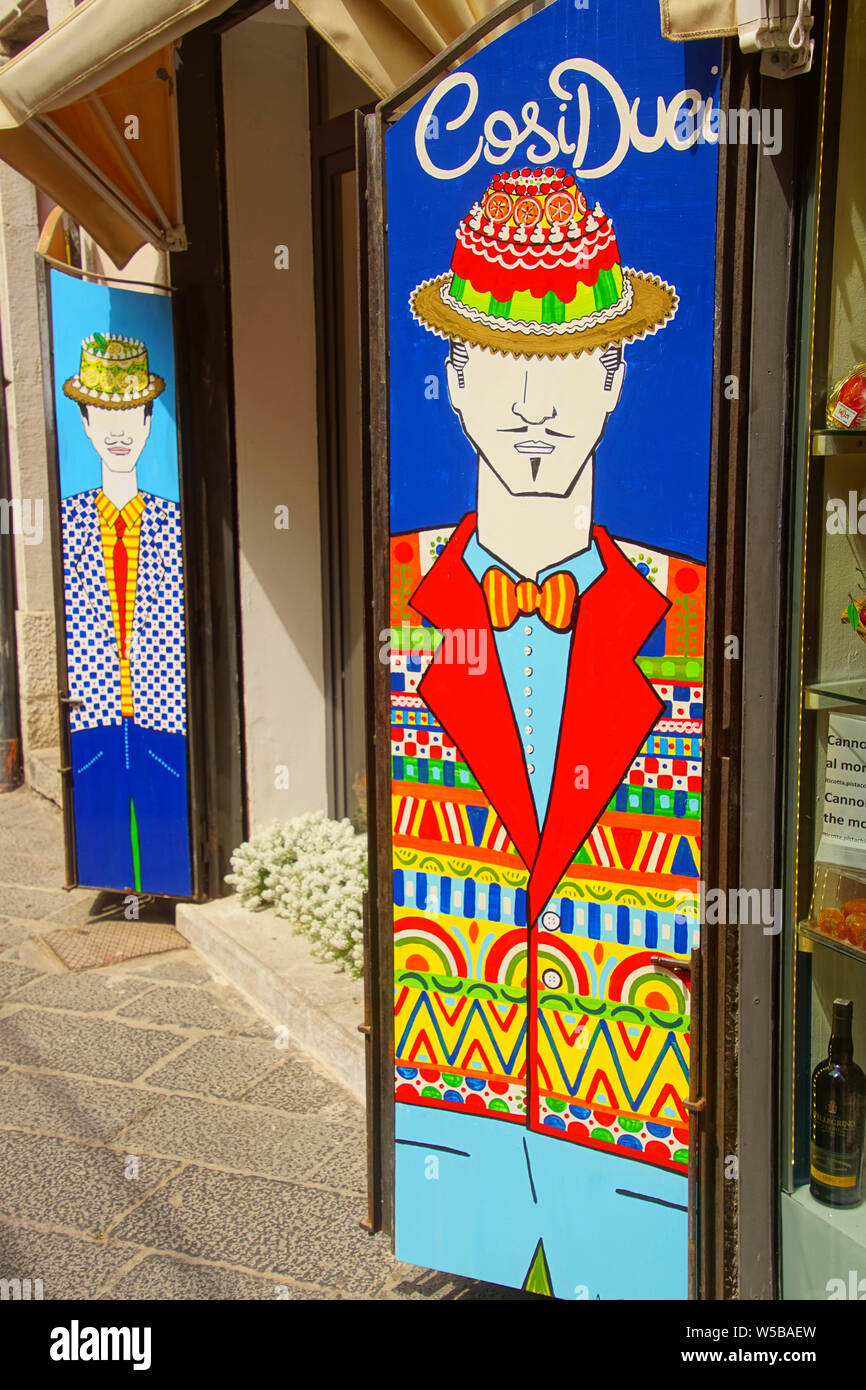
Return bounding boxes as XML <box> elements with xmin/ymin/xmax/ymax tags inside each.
<box><xmin>70</xmin><ymin>721</ymin><xmax>192</xmax><ymax>897</ymax></box>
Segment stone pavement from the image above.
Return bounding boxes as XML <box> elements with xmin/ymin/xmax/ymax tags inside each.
<box><xmin>0</xmin><ymin>787</ymin><xmax>521</xmax><ymax>1301</ymax></box>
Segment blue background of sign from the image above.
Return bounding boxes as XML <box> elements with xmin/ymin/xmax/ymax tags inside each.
<box><xmin>50</xmin><ymin>270</ymin><xmax>179</xmax><ymax>502</ymax></box>
<box><xmin>386</xmin><ymin>0</ymin><xmax>720</xmax><ymax>562</ymax></box>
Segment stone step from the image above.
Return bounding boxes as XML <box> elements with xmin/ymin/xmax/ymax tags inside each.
<box><xmin>26</xmin><ymin>745</ymin><xmax>62</xmax><ymax>808</ymax></box>
<box><xmin>176</xmin><ymin>896</ymin><xmax>365</xmax><ymax>1105</ymax></box>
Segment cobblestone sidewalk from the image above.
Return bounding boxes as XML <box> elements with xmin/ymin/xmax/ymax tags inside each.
<box><xmin>0</xmin><ymin>788</ymin><xmax>517</xmax><ymax>1301</ymax></box>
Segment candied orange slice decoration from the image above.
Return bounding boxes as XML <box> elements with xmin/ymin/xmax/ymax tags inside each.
<box><xmin>513</xmin><ymin>196</ymin><xmax>542</xmax><ymax>227</ymax></box>
<box><xmin>484</xmin><ymin>191</ymin><xmax>513</xmax><ymax>223</ymax></box>
<box><xmin>545</xmin><ymin>191</ymin><xmax>575</xmax><ymax>225</ymax></box>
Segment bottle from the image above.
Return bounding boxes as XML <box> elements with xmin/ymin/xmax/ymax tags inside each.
<box><xmin>810</xmin><ymin>998</ymin><xmax>866</xmax><ymax>1208</ymax></box>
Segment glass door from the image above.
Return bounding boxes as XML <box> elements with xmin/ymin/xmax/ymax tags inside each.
<box><xmin>781</xmin><ymin>0</ymin><xmax>866</xmax><ymax>1299</ymax></box>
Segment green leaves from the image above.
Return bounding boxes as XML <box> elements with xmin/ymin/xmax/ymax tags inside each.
<box><xmin>848</xmin><ymin>601</ymin><xmax>859</xmax><ymax>634</ymax></box>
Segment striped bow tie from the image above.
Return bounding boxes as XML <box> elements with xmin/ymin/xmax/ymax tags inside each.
<box><xmin>482</xmin><ymin>567</ymin><xmax>578</xmax><ymax>632</ymax></box>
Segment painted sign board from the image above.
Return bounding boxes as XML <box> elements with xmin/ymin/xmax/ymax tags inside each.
<box><xmin>383</xmin><ymin>0</ymin><xmax>720</xmax><ymax>1297</ymax></box>
<box><xmin>45</xmin><ymin>268</ymin><xmax>193</xmax><ymax>898</ymax></box>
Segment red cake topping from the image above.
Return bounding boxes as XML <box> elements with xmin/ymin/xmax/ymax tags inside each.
<box><xmin>451</xmin><ymin>169</ymin><xmax>620</xmax><ymax>303</ymax></box>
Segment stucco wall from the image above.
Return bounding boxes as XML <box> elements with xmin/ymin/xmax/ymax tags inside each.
<box><xmin>222</xmin><ymin>10</ymin><xmax>328</xmax><ymax>828</ymax></box>
<box><xmin>0</xmin><ymin>165</ymin><xmax>58</xmax><ymax>761</ymax></box>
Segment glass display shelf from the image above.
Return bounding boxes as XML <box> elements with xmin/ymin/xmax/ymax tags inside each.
<box><xmin>798</xmin><ymin>919</ymin><xmax>866</xmax><ymax>966</ymax></box>
<box><xmin>781</xmin><ymin>1180</ymin><xmax>866</xmax><ymax>1301</ymax></box>
<box><xmin>805</xmin><ymin>677</ymin><xmax>866</xmax><ymax>710</ymax></box>
<box><xmin>785</xmin><ymin>1182</ymin><xmax>866</xmax><ymax>1245</ymax></box>
<box><xmin>812</xmin><ymin>429</ymin><xmax>866</xmax><ymax>457</ymax></box>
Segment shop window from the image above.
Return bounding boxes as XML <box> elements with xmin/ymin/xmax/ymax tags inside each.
<box><xmin>781</xmin><ymin>0</ymin><xmax>866</xmax><ymax>1299</ymax></box>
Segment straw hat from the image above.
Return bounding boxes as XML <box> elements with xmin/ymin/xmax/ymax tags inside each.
<box><xmin>63</xmin><ymin>332</ymin><xmax>165</xmax><ymax>409</ymax></box>
<box><xmin>411</xmin><ymin>168</ymin><xmax>677</xmax><ymax>358</ymax></box>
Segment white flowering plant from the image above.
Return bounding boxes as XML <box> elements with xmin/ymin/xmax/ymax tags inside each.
<box><xmin>225</xmin><ymin>812</ymin><xmax>367</xmax><ymax>978</ymax></box>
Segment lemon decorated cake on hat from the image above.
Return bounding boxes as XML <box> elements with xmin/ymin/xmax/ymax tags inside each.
<box><xmin>63</xmin><ymin>332</ymin><xmax>165</xmax><ymax>409</ymax></box>
<box><xmin>411</xmin><ymin>167</ymin><xmax>677</xmax><ymax>357</ymax></box>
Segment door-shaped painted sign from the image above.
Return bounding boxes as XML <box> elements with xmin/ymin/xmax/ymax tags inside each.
<box><xmin>382</xmin><ymin>0</ymin><xmax>719</xmax><ymax>1297</ymax></box>
<box><xmin>46</xmin><ymin>269</ymin><xmax>193</xmax><ymax>898</ymax></box>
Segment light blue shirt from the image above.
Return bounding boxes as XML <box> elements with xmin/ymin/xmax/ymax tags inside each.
<box><xmin>463</xmin><ymin>529</ymin><xmax>604</xmax><ymax>826</ymax></box>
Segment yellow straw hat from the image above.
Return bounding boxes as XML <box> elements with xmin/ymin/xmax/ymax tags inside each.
<box><xmin>63</xmin><ymin>332</ymin><xmax>165</xmax><ymax>409</ymax></box>
<box><xmin>410</xmin><ymin>167</ymin><xmax>677</xmax><ymax>358</ymax></box>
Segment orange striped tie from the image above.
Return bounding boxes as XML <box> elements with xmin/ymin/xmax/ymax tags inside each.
<box><xmin>482</xmin><ymin>567</ymin><xmax>578</xmax><ymax>632</ymax></box>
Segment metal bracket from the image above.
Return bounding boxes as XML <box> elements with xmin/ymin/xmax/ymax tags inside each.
<box><xmin>650</xmin><ymin>953</ymin><xmax>692</xmax><ymax>973</ymax></box>
<box><xmin>737</xmin><ymin>0</ymin><xmax>815</xmax><ymax>77</ymax></box>
<box><xmin>759</xmin><ymin>40</ymin><xmax>814</xmax><ymax>77</ymax></box>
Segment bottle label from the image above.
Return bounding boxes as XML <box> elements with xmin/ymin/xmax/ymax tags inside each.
<box><xmin>811</xmin><ymin>1143</ymin><xmax>860</xmax><ymax>1186</ymax></box>
<box><xmin>815</xmin><ymin>1113</ymin><xmax>856</xmax><ymax>1136</ymax></box>
<box><xmin>811</xmin><ymin>1164</ymin><xmax>857</xmax><ymax>1188</ymax></box>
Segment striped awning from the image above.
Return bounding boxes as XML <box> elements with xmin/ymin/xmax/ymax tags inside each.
<box><xmin>0</xmin><ymin>0</ymin><xmax>236</xmax><ymax>266</ymax></box>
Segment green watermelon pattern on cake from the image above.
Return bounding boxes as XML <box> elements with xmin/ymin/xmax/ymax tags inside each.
<box><xmin>446</xmin><ymin>167</ymin><xmax>626</xmax><ymax>328</ymax></box>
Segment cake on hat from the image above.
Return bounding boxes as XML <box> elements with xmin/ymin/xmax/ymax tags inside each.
<box><xmin>411</xmin><ymin>168</ymin><xmax>677</xmax><ymax>357</ymax></box>
<box><xmin>63</xmin><ymin>332</ymin><xmax>165</xmax><ymax>409</ymax></box>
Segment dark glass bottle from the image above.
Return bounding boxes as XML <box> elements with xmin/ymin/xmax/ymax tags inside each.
<box><xmin>811</xmin><ymin>998</ymin><xmax>866</xmax><ymax>1208</ymax></box>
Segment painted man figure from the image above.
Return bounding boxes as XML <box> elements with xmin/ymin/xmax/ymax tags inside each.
<box><xmin>390</xmin><ymin>169</ymin><xmax>705</xmax><ymax>1297</ymax></box>
<box><xmin>61</xmin><ymin>333</ymin><xmax>190</xmax><ymax>897</ymax></box>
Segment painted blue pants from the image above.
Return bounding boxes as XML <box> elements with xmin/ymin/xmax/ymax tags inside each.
<box><xmin>70</xmin><ymin>720</ymin><xmax>192</xmax><ymax>897</ymax></box>
<box><xmin>395</xmin><ymin>1102</ymin><xmax>688</xmax><ymax>1298</ymax></box>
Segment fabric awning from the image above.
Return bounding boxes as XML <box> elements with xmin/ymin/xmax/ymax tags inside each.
<box><xmin>285</xmin><ymin>0</ymin><xmax>812</xmax><ymax>97</ymax></box>
<box><xmin>291</xmin><ymin>0</ymin><xmax>505</xmax><ymax>98</ymax></box>
<box><xmin>660</xmin><ymin>0</ymin><xmax>809</xmax><ymax>46</ymax></box>
<box><xmin>0</xmin><ymin>0</ymin><xmax>237</xmax><ymax>267</ymax></box>
<box><xmin>659</xmin><ymin>0</ymin><xmax>737</xmax><ymax>38</ymax></box>
<box><xmin>0</xmin><ymin>0</ymin><xmax>235</xmax><ymax>122</ymax></box>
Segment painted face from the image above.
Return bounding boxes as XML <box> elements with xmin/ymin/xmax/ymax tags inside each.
<box><xmin>446</xmin><ymin>342</ymin><xmax>624</xmax><ymax>497</ymax></box>
<box><xmin>80</xmin><ymin>403</ymin><xmax>152</xmax><ymax>473</ymax></box>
